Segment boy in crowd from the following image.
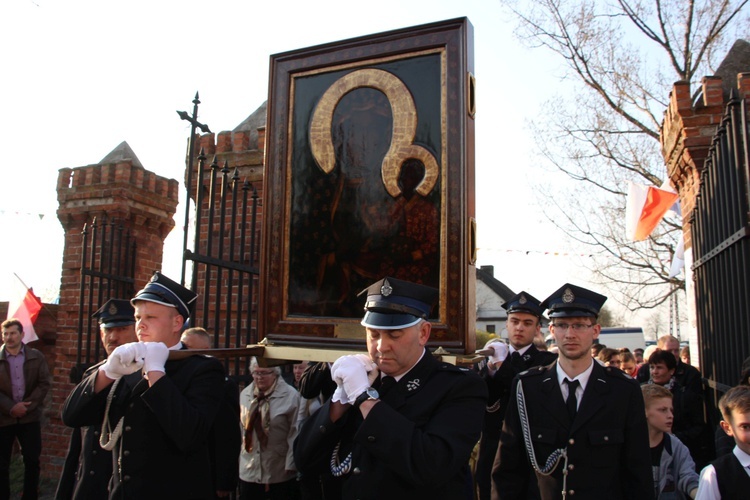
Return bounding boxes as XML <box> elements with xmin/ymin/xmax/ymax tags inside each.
<box><xmin>696</xmin><ymin>385</ymin><xmax>750</xmax><ymax>498</ymax></box>
<box><xmin>642</xmin><ymin>384</ymin><xmax>698</xmax><ymax>499</ymax></box>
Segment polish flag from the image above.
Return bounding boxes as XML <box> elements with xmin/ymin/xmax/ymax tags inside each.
<box><xmin>6</xmin><ymin>287</ymin><xmax>42</xmax><ymax>344</ymax></box>
<box><xmin>625</xmin><ymin>182</ymin><xmax>680</xmax><ymax>241</ymax></box>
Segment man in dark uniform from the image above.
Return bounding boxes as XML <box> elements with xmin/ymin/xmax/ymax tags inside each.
<box><xmin>294</xmin><ymin>276</ymin><xmax>487</xmax><ymax>499</ymax></box>
<box><xmin>476</xmin><ymin>292</ymin><xmax>557</xmax><ymax>500</ymax></box>
<box><xmin>492</xmin><ymin>283</ymin><xmax>653</xmax><ymax>500</ymax></box>
<box><xmin>181</xmin><ymin>327</ymin><xmax>241</xmax><ymax>499</ymax></box>
<box><xmin>62</xmin><ymin>272</ymin><xmax>226</xmax><ymax>500</ymax></box>
<box><xmin>56</xmin><ymin>299</ymin><xmax>138</xmax><ymax>500</ymax></box>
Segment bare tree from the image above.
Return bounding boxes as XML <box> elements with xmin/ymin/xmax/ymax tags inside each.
<box><xmin>501</xmin><ymin>0</ymin><xmax>749</xmax><ymax>310</ymax></box>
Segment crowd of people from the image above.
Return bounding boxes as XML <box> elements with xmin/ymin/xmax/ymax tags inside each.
<box><xmin>1</xmin><ymin>273</ymin><xmax>749</xmax><ymax>499</ymax></box>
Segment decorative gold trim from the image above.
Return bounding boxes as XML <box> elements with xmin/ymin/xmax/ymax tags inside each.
<box><xmin>309</xmin><ymin>68</ymin><xmax>439</xmax><ymax>198</ymax></box>
<box><xmin>467</xmin><ymin>72</ymin><xmax>476</xmax><ymax>118</ymax></box>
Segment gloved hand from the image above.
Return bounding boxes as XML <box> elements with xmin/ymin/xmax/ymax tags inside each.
<box><xmin>484</xmin><ymin>338</ymin><xmax>509</xmax><ymax>365</ymax></box>
<box><xmin>331</xmin><ymin>386</ymin><xmax>350</xmax><ymax>405</ymax></box>
<box><xmin>142</xmin><ymin>342</ymin><xmax>169</xmax><ymax>374</ymax></box>
<box><xmin>100</xmin><ymin>342</ymin><xmax>146</xmax><ymax>380</ymax></box>
<box><xmin>331</xmin><ymin>354</ymin><xmax>377</xmax><ymax>403</ymax></box>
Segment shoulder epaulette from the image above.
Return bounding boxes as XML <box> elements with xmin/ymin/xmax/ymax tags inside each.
<box><xmin>438</xmin><ymin>362</ymin><xmax>473</xmax><ymax>374</ymax></box>
<box><xmin>518</xmin><ymin>366</ymin><xmax>546</xmax><ymax>378</ymax></box>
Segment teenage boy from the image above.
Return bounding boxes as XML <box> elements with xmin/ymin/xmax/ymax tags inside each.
<box><xmin>696</xmin><ymin>385</ymin><xmax>750</xmax><ymax>499</ymax></box>
<box><xmin>642</xmin><ymin>384</ymin><xmax>699</xmax><ymax>499</ymax></box>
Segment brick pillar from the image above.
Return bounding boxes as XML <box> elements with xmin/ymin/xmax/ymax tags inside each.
<box><xmin>659</xmin><ymin>76</ymin><xmax>733</xmax><ymax>366</ymax></box>
<box><xmin>42</xmin><ymin>157</ymin><xmax>178</xmax><ymax>480</ymax></box>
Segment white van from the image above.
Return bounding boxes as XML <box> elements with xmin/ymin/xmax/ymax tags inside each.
<box><xmin>596</xmin><ymin>327</ymin><xmax>646</xmax><ymax>352</ymax></box>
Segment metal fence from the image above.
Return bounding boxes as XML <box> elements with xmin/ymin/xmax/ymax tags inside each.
<box><xmin>72</xmin><ymin>215</ymin><xmax>136</xmax><ymax>382</ymax></box>
<box><xmin>182</xmin><ymin>149</ymin><xmax>262</xmax><ymax>383</ymax></box>
<box><xmin>692</xmin><ymin>90</ymin><xmax>750</xmax><ymax>404</ymax></box>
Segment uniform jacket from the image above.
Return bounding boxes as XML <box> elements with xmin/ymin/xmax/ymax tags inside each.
<box><xmin>55</xmin><ymin>361</ymin><xmax>127</xmax><ymax>500</ymax></box>
<box><xmin>0</xmin><ymin>344</ymin><xmax>50</xmax><ymax>426</ymax></box>
<box><xmin>294</xmin><ymin>350</ymin><xmax>487</xmax><ymax>500</ymax></box>
<box><xmin>655</xmin><ymin>433</ymin><xmax>699</xmax><ymax>499</ymax></box>
<box><xmin>239</xmin><ymin>376</ymin><xmax>299</xmax><ymax>484</ymax></box>
<box><xmin>62</xmin><ymin>352</ymin><xmax>225</xmax><ymax>500</ymax></box>
<box><xmin>492</xmin><ymin>361</ymin><xmax>654</xmax><ymax>500</ymax></box>
<box><xmin>477</xmin><ymin>346</ymin><xmax>557</xmax><ymax>500</ymax></box>
<box><xmin>211</xmin><ymin>377</ymin><xmax>241</xmax><ymax>493</ymax></box>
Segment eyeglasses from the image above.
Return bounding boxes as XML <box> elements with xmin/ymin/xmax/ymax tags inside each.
<box><xmin>551</xmin><ymin>323</ymin><xmax>593</xmax><ymax>332</ymax></box>
<box><xmin>251</xmin><ymin>371</ymin><xmax>275</xmax><ymax>378</ymax></box>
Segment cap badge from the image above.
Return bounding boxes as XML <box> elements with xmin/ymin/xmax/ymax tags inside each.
<box><xmin>406</xmin><ymin>378</ymin><xmax>420</xmax><ymax>391</ymax></box>
<box><xmin>150</xmin><ymin>274</ymin><xmax>158</xmax><ymax>283</ymax></box>
<box><xmin>381</xmin><ymin>280</ymin><xmax>393</xmax><ymax>297</ymax></box>
<box><xmin>562</xmin><ymin>288</ymin><xmax>575</xmax><ymax>303</ymax></box>
<box><xmin>519</xmin><ymin>294</ymin><xmax>527</xmax><ymax>304</ymax></box>
<box><xmin>108</xmin><ymin>302</ymin><xmax>118</xmax><ymax>315</ymax></box>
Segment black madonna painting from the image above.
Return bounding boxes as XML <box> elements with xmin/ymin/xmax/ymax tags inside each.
<box><xmin>261</xmin><ymin>18</ymin><xmax>477</xmax><ymax>352</ymax></box>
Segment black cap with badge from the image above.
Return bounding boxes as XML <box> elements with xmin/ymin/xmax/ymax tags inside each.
<box><xmin>540</xmin><ymin>283</ymin><xmax>607</xmax><ymax>318</ymax></box>
<box><xmin>502</xmin><ymin>291</ymin><xmax>544</xmax><ymax>318</ymax></box>
<box><xmin>93</xmin><ymin>299</ymin><xmax>135</xmax><ymax>328</ymax></box>
<box><xmin>131</xmin><ymin>271</ymin><xmax>197</xmax><ymax>321</ymax></box>
<box><xmin>359</xmin><ymin>277</ymin><xmax>438</xmax><ymax>330</ymax></box>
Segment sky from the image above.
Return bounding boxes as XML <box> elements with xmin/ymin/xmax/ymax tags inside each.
<box><xmin>0</xmin><ymin>0</ymin><xmax>605</xmax><ymax>318</ymax></box>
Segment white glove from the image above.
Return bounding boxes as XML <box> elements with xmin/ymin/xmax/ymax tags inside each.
<box><xmin>100</xmin><ymin>342</ymin><xmax>146</xmax><ymax>380</ymax></box>
<box><xmin>484</xmin><ymin>339</ymin><xmax>509</xmax><ymax>364</ymax></box>
<box><xmin>331</xmin><ymin>354</ymin><xmax>377</xmax><ymax>403</ymax></box>
<box><xmin>142</xmin><ymin>342</ymin><xmax>169</xmax><ymax>374</ymax></box>
<box><xmin>332</xmin><ymin>386</ymin><xmax>350</xmax><ymax>405</ymax></box>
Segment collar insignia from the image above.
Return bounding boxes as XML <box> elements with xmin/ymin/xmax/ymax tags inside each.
<box><xmin>406</xmin><ymin>378</ymin><xmax>420</xmax><ymax>391</ymax></box>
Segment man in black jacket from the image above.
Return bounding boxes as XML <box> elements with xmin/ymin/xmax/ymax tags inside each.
<box><xmin>56</xmin><ymin>299</ymin><xmax>138</xmax><ymax>500</ymax></box>
<box><xmin>294</xmin><ymin>276</ymin><xmax>487</xmax><ymax>499</ymax></box>
<box><xmin>493</xmin><ymin>283</ymin><xmax>653</xmax><ymax>500</ymax></box>
<box><xmin>62</xmin><ymin>272</ymin><xmax>225</xmax><ymax>499</ymax></box>
<box><xmin>476</xmin><ymin>292</ymin><xmax>556</xmax><ymax>500</ymax></box>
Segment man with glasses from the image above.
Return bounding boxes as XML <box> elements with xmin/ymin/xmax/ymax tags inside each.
<box><xmin>492</xmin><ymin>283</ymin><xmax>653</xmax><ymax>500</ymax></box>
<box><xmin>294</xmin><ymin>276</ymin><xmax>487</xmax><ymax>499</ymax></box>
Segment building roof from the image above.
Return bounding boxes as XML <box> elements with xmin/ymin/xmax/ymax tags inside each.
<box><xmin>476</xmin><ymin>265</ymin><xmax>515</xmax><ymax>301</ymax></box>
<box><xmin>233</xmin><ymin>101</ymin><xmax>267</xmax><ymax>151</ymax></box>
<box><xmin>99</xmin><ymin>141</ymin><xmax>143</xmax><ymax>168</ymax></box>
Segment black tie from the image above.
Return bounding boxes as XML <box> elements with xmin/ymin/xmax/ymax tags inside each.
<box><xmin>379</xmin><ymin>376</ymin><xmax>397</xmax><ymax>397</ymax></box>
<box><xmin>510</xmin><ymin>351</ymin><xmax>523</xmax><ymax>369</ymax></box>
<box><xmin>565</xmin><ymin>379</ymin><xmax>580</xmax><ymax>420</ymax></box>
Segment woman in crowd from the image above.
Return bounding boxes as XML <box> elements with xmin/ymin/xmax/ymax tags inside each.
<box><xmin>239</xmin><ymin>357</ymin><xmax>301</xmax><ymax>500</ymax></box>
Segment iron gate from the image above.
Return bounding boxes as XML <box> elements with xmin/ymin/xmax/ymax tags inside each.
<box><xmin>181</xmin><ymin>148</ymin><xmax>262</xmax><ymax>382</ymax></box>
<box><xmin>71</xmin><ymin>215</ymin><xmax>136</xmax><ymax>382</ymax></box>
<box><xmin>692</xmin><ymin>90</ymin><xmax>750</xmax><ymax>404</ymax></box>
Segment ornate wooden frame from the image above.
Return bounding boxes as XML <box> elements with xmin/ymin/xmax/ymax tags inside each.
<box><xmin>260</xmin><ymin>17</ymin><xmax>476</xmax><ymax>353</ymax></box>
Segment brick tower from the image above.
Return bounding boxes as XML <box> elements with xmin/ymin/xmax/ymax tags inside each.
<box><xmin>43</xmin><ymin>141</ymin><xmax>179</xmax><ymax>478</ymax></box>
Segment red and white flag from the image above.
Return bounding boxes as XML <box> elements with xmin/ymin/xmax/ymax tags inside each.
<box><xmin>6</xmin><ymin>284</ymin><xmax>42</xmax><ymax>344</ymax></box>
<box><xmin>625</xmin><ymin>182</ymin><xmax>679</xmax><ymax>241</ymax></box>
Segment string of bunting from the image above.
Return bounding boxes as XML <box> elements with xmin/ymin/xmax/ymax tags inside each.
<box><xmin>478</xmin><ymin>247</ymin><xmax>594</xmax><ymax>258</ymax></box>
